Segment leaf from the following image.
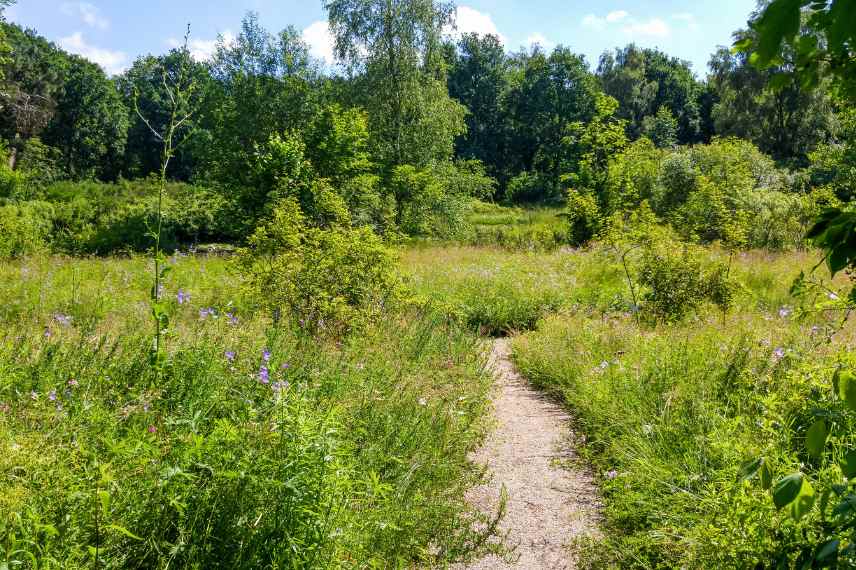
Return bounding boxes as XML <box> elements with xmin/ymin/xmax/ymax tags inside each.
<box><xmin>773</xmin><ymin>473</ymin><xmax>804</xmax><ymax>509</ymax></box>
<box><xmin>739</xmin><ymin>457</ymin><xmax>764</xmax><ymax>481</ymax></box>
<box><xmin>108</xmin><ymin>524</ymin><xmax>143</xmax><ymax>541</ymax></box>
<box><xmin>806</xmin><ymin>420</ymin><xmax>828</xmax><ymax>458</ymax></box>
<box><xmin>753</xmin><ymin>0</ymin><xmax>803</xmax><ymax>65</ymax></box>
<box><xmin>789</xmin><ymin>478</ymin><xmax>816</xmax><ymax>521</ymax></box>
<box><xmin>837</xmin><ymin>370</ymin><xmax>856</xmax><ymax>412</ymax></box>
<box><xmin>841</xmin><ymin>450</ymin><xmax>856</xmax><ymax>478</ymax></box>
<box><xmin>98</xmin><ymin>490</ymin><xmax>110</xmax><ymax>514</ymax></box>
<box><xmin>815</xmin><ymin>538</ymin><xmax>840</xmax><ymax>564</ymax></box>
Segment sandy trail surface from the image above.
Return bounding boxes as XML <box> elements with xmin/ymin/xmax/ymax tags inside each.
<box><xmin>456</xmin><ymin>338</ymin><xmax>600</xmax><ymax>569</ymax></box>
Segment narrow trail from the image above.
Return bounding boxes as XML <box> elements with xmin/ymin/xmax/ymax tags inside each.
<box><xmin>457</xmin><ymin>339</ymin><xmax>600</xmax><ymax>570</ymax></box>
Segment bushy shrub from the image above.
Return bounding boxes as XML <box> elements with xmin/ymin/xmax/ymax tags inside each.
<box><xmin>638</xmin><ymin>239</ymin><xmax>738</xmax><ymax>322</ymax></box>
<box><xmin>505</xmin><ymin>170</ymin><xmax>558</xmax><ymax>204</ymax></box>
<box><xmin>39</xmin><ymin>179</ymin><xmax>238</xmax><ymax>254</ymax></box>
<box><xmin>239</xmin><ymin>198</ymin><xmax>402</xmax><ymax>333</ymax></box>
<box><xmin>389</xmin><ymin>164</ymin><xmax>472</xmax><ymax>238</ymax></box>
<box><xmin>561</xmin><ymin>190</ymin><xmax>602</xmax><ymax>246</ymax></box>
<box><xmin>0</xmin><ymin>200</ymin><xmax>54</xmax><ymax>257</ymax></box>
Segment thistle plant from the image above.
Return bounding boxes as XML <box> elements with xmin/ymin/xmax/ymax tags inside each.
<box><xmin>134</xmin><ymin>26</ymin><xmax>199</xmax><ymax>375</ymax></box>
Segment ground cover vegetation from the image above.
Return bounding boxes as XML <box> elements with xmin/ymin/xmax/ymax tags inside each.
<box><xmin>2</xmin><ymin>0</ymin><xmax>856</xmax><ymax>567</ymax></box>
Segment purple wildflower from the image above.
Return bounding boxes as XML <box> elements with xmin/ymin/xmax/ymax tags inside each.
<box><xmin>226</xmin><ymin>312</ymin><xmax>239</xmax><ymax>326</ymax></box>
<box><xmin>48</xmin><ymin>390</ymin><xmax>57</xmax><ymax>402</ymax></box>
<box><xmin>68</xmin><ymin>378</ymin><xmax>78</xmax><ymax>387</ymax></box>
<box><xmin>258</xmin><ymin>366</ymin><xmax>270</xmax><ymax>384</ymax></box>
<box><xmin>273</xmin><ymin>380</ymin><xmax>290</xmax><ymax>393</ymax></box>
<box><xmin>262</xmin><ymin>349</ymin><xmax>271</xmax><ymax>362</ymax></box>
<box><xmin>53</xmin><ymin>314</ymin><xmax>72</xmax><ymax>327</ymax></box>
<box><xmin>606</xmin><ymin>470</ymin><xmax>618</xmax><ymax>480</ymax></box>
<box><xmin>281</xmin><ymin>362</ymin><xmax>291</xmax><ymax>370</ymax></box>
<box><xmin>829</xmin><ymin>292</ymin><xmax>840</xmax><ymax>301</ymax></box>
<box><xmin>225</xmin><ymin>350</ymin><xmax>236</xmax><ymax>363</ymax></box>
<box><xmin>177</xmin><ymin>289</ymin><xmax>190</xmax><ymax>305</ymax></box>
<box><xmin>44</xmin><ymin>329</ymin><xmax>52</xmax><ymax>338</ymax></box>
<box><xmin>778</xmin><ymin>306</ymin><xmax>792</xmax><ymax>319</ymax></box>
<box><xmin>199</xmin><ymin>307</ymin><xmax>216</xmax><ymax>320</ymax></box>
<box><xmin>30</xmin><ymin>391</ymin><xmax>38</xmax><ymax>401</ymax></box>
<box><xmin>147</xmin><ymin>425</ymin><xmax>157</xmax><ymax>434</ymax></box>
<box><xmin>773</xmin><ymin>347</ymin><xmax>786</xmax><ymax>361</ymax></box>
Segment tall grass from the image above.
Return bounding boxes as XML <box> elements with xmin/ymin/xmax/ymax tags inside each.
<box><xmin>0</xmin><ymin>254</ymin><xmax>495</xmax><ymax>568</ymax></box>
<box><xmin>510</xmin><ymin>252</ymin><xmax>856</xmax><ymax>568</ymax></box>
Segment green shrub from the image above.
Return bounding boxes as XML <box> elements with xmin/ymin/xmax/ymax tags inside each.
<box><xmin>505</xmin><ymin>170</ymin><xmax>559</xmax><ymax>204</ymax></box>
<box><xmin>561</xmin><ymin>190</ymin><xmax>602</xmax><ymax>246</ymax></box>
<box><xmin>638</xmin><ymin>239</ymin><xmax>738</xmax><ymax>322</ymax></box>
<box><xmin>239</xmin><ymin>198</ymin><xmax>402</xmax><ymax>333</ymax></box>
<box><xmin>0</xmin><ymin>200</ymin><xmax>54</xmax><ymax>257</ymax></box>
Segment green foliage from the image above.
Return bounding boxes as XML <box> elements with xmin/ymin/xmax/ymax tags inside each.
<box><xmin>597</xmin><ymin>45</ymin><xmax>704</xmax><ymax>144</ymax></box>
<box><xmin>0</xmin><ymin>200</ymin><xmax>52</xmax><ymax>257</ymax></box>
<box><xmin>561</xmin><ymin>190</ymin><xmax>602</xmax><ymax>247</ymax></box>
<box><xmin>42</xmin><ymin>57</ymin><xmax>129</xmax><ymax>180</ymax></box>
<box><xmin>710</xmin><ymin>34</ymin><xmax>836</xmax><ymax>166</ymax></box>
<box><xmin>561</xmin><ymin>93</ymin><xmax>628</xmax><ymax>210</ymax></box>
<box><xmin>0</xmin><ymin>255</ymin><xmax>493</xmax><ymax>568</ymax></box>
<box><xmin>512</xmin><ymin>270</ymin><xmax>850</xmax><ymax>567</ymax></box>
<box><xmin>326</xmin><ymin>0</ymin><xmax>465</xmax><ymax>168</ymax></box>
<box><xmin>742</xmin><ymin>0</ymin><xmax>856</xmax><ymax>101</ymax></box>
<box><xmin>641</xmin><ymin>106</ymin><xmax>678</xmax><ymax>148</ymax></box>
<box><xmin>637</xmin><ymin>238</ymin><xmax>738</xmax><ymax>322</ymax></box>
<box><xmin>239</xmin><ymin>197</ymin><xmax>402</xmax><ymax>333</ymax></box>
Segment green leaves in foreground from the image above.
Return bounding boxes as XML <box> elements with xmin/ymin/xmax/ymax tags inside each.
<box><xmin>773</xmin><ymin>473</ymin><xmax>816</xmax><ymax>520</ymax></box>
<box><xmin>806</xmin><ymin>420</ymin><xmax>828</xmax><ymax>459</ymax></box>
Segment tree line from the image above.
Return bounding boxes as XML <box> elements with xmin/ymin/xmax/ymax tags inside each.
<box><xmin>0</xmin><ymin>0</ymin><xmax>851</xmax><ymax>249</ymax></box>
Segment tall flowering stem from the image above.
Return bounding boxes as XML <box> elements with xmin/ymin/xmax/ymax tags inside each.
<box><xmin>134</xmin><ymin>25</ymin><xmax>199</xmax><ymax>378</ymax></box>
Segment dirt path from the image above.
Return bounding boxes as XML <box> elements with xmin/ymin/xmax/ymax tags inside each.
<box><xmin>458</xmin><ymin>339</ymin><xmax>600</xmax><ymax>569</ymax></box>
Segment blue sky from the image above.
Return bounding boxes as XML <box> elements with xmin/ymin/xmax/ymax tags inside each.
<box><xmin>7</xmin><ymin>0</ymin><xmax>758</xmax><ymax>77</ymax></box>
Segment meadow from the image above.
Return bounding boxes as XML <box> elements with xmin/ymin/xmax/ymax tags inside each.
<box><xmin>2</xmin><ymin>0</ymin><xmax>855</xmax><ymax>566</ymax></box>
<box><xmin>0</xmin><ymin>254</ymin><xmax>499</xmax><ymax>568</ymax></box>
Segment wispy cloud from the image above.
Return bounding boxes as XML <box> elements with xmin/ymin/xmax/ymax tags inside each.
<box><xmin>582</xmin><ymin>11</ymin><xmax>671</xmax><ymax>39</ymax></box>
<box><xmin>526</xmin><ymin>33</ymin><xmax>555</xmax><ymax>51</ymax></box>
<box><xmin>606</xmin><ymin>10</ymin><xmax>629</xmax><ymax>23</ymax></box>
<box><xmin>672</xmin><ymin>13</ymin><xmax>699</xmax><ymax>32</ymax></box>
<box><xmin>623</xmin><ymin>18</ymin><xmax>671</xmax><ymax>39</ymax></box>
<box><xmin>302</xmin><ymin>21</ymin><xmax>336</xmax><ymax>65</ymax></box>
<box><xmin>443</xmin><ymin>6</ymin><xmax>505</xmax><ymax>44</ymax></box>
<box><xmin>60</xmin><ymin>2</ymin><xmax>109</xmax><ymax>30</ymax></box>
<box><xmin>166</xmin><ymin>31</ymin><xmax>236</xmax><ymax>62</ymax></box>
<box><xmin>582</xmin><ymin>11</ymin><xmax>629</xmax><ymax>31</ymax></box>
<box><xmin>59</xmin><ymin>32</ymin><xmax>127</xmax><ymax>75</ymax></box>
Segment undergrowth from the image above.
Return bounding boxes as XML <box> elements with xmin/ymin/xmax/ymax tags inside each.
<box><xmin>0</xmin><ymin>254</ymin><xmax>494</xmax><ymax>568</ymax></box>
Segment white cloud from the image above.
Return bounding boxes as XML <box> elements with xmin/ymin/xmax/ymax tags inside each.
<box><xmin>622</xmin><ymin>18</ymin><xmax>671</xmax><ymax>39</ymax></box>
<box><xmin>166</xmin><ymin>31</ymin><xmax>235</xmax><ymax>62</ymax></box>
<box><xmin>672</xmin><ymin>12</ymin><xmax>699</xmax><ymax>31</ymax></box>
<box><xmin>583</xmin><ymin>11</ymin><xmax>671</xmax><ymax>39</ymax></box>
<box><xmin>61</xmin><ymin>2</ymin><xmax>109</xmax><ymax>30</ymax></box>
<box><xmin>526</xmin><ymin>33</ymin><xmax>555</xmax><ymax>51</ymax></box>
<box><xmin>302</xmin><ymin>20</ymin><xmax>336</xmax><ymax>64</ymax></box>
<box><xmin>581</xmin><ymin>14</ymin><xmax>607</xmax><ymax>31</ymax></box>
<box><xmin>59</xmin><ymin>32</ymin><xmax>128</xmax><ymax>75</ymax></box>
<box><xmin>451</xmin><ymin>6</ymin><xmax>504</xmax><ymax>42</ymax></box>
<box><xmin>606</xmin><ymin>10</ymin><xmax>629</xmax><ymax>23</ymax></box>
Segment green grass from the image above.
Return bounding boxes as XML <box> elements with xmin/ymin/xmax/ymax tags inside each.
<box><xmin>508</xmin><ymin>250</ymin><xmax>856</xmax><ymax>568</ymax></box>
<box><xmin>3</xmin><ymin>242</ymin><xmax>850</xmax><ymax>568</ymax></box>
<box><xmin>401</xmin><ymin>245</ymin><xmax>627</xmax><ymax>335</ymax></box>
<box><xmin>0</xmin><ymin>254</ymin><xmax>496</xmax><ymax>568</ymax></box>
